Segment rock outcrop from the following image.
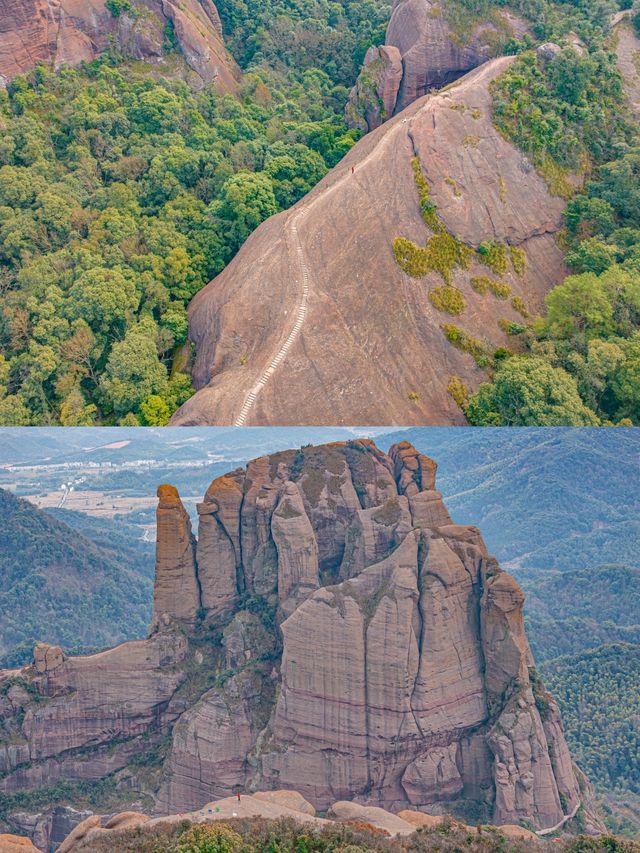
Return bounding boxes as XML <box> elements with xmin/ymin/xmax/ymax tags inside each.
<box><xmin>346</xmin><ymin>0</ymin><xmax>527</xmax><ymax>130</ymax></box>
<box><xmin>171</xmin><ymin>59</ymin><xmax>566</xmax><ymax>426</ymax></box>
<box><xmin>613</xmin><ymin>12</ymin><xmax>640</xmax><ymax>121</ymax></box>
<box><xmin>0</xmin><ymin>0</ymin><xmax>240</xmax><ymax>90</ymax></box>
<box><xmin>0</xmin><ymin>440</ymin><xmax>591</xmax><ymax>843</ymax></box>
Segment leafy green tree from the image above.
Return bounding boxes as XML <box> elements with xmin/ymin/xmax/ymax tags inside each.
<box><xmin>466</xmin><ymin>356</ymin><xmax>600</xmax><ymax>425</ymax></box>
<box><xmin>545</xmin><ymin>272</ymin><xmax>615</xmax><ymax>344</ymax></box>
<box><xmin>566</xmin><ymin>238</ymin><xmax>618</xmax><ymax>275</ymax></box>
<box><xmin>100</xmin><ymin>319</ymin><xmax>168</xmax><ymax>416</ymax></box>
<box><xmin>214</xmin><ymin>172</ymin><xmax>279</xmax><ymax>254</ymax></box>
<box><xmin>67</xmin><ymin>268</ymin><xmax>139</xmax><ymax>336</ymax></box>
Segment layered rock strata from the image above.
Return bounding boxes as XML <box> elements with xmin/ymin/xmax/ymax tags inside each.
<box><xmin>0</xmin><ymin>440</ymin><xmax>586</xmax><ymax>842</ymax></box>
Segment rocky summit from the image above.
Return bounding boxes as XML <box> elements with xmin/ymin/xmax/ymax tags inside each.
<box><xmin>0</xmin><ymin>440</ymin><xmax>599</xmax><ymax>847</ymax></box>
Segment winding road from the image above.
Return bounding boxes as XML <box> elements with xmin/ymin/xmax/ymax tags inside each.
<box><xmin>535</xmin><ymin>800</ymin><xmax>581</xmax><ymax>837</ymax></box>
<box><xmin>231</xmin><ymin>57</ymin><xmax>513</xmax><ymax>426</ymax></box>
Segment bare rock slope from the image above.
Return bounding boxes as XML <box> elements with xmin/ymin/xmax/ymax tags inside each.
<box><xmin>0</xmin><ymin>0</ymin><xmax>239</xmax><ymax>90</ymax></box>
<box><xmin>0</xmin><ymin>440</ymin><xmax>594</xmax><ymax>842</ymax></box>
<box><xmin>172</xmin><ymin>59</ymin><xmax>566</xmax><ymax>426</ymax></box>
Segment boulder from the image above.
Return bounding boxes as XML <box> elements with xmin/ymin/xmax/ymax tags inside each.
<box><xmin>252</xmin><ymin>791</ymin><xmax>316</xmax><ymax>815</ymax></box>
<box><xmin>0</xmin><ymin>837</ymin><xmax>40</xmax><ymax>853</ymax></box>
<box><xmin>327</xmin><ymin>802</ymin><xmax>415</xmax><ymax>836</ymax></box>
<box><xmin>172</xmin><ymin>59</ymin><xmax>567</xmax><ymax>427</ymax></box>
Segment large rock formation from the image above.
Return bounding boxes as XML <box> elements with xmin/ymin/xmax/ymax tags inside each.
<box><xmin>0</xmin><ymin>0</ymin><xmax>240</xmax><ymax>90</ymax></box>
<box><xmin>346</xmin><ymin>0</ymin><xmax>528</xmax><ymax>131</ymax></box>
<box><xmin>171</xmin><ymin>58</ymin><xmax>566</xmax><ymax>427</ymax></box>
<box><xmin>0</xmin><ymin>440</ymin><xmax>592</xmax><ymax>845</ymax></box>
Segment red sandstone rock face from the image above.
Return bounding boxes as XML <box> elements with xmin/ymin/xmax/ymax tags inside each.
<box><xmin>0</xmin><ymin>440</ymin><xmax>591</xmax><ymax>838</ymax></box>
<box><xmin>346</xmin><ymin>0</ymin><xmax>528</xmax><ymax>128</ymax></box>
<box><xmin>0</xmin><ymin>0</ymin><xmax>239</xmax><ymax>90</ymax></box>
<box><xmin>171</xmin><ymin>59</ymin><xmax>566</xmax><ymax>427</ymax></box>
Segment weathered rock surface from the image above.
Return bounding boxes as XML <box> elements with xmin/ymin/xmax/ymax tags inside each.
<box><xmin>153</xmin><ymin>485</ymin><xmax>199</xmax><ymax>626</ymax></box>
<box><xmin>0</xmin><ymin>440</ymin><xmax>594</xmax><ymax>841</ymax></box>
<box><xmin>172</xmin><ymin>59</ymin><xmax>567</xmax><ymax>427</ymax></box>
<box><xmin>345</xmin><ymin>45</ymin><xmax>404</xmax><ymax>132</ymax></box>
<box><xmin>0</xmin><ymin>0</ymin><xmax>239</xmax><ymax>90</ymax></box>
<box><xmin>327</xmin><ymin>801</ymin><xmax>416</xmax><ymax>835</ymax></box>
<box><xmin>613</xmin><ymin>14</ymin><xmax>640</xmax><ymax>120</ymax></box>
<box><xmin>346</xmin><ymin>0</ymin><xmax>528</xmax><ymax>128</ymax></box>
<box><xmin>0</xmin><ymin>836</ymin><xmax>40</xmax><ymax>853</ymax></box>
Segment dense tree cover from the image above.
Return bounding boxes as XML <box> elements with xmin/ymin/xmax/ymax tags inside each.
<box><xmin>0</xmin><ymin>489</ymin><xmax>152</xmax><ymax>660</ymax></box>
<box><xmin>542</xmin><ymin>644</ymin><xmax>640</xmax><ymax>795</ymax></box>
<box><xmin>466</xmin><ymin>46</ymin><xmax>640</xmax><ymax>425</ymax></box>
<box><xmin>0</xmin><ymin>42</ymin><xmax>359</xmax><ymax>423</ymax></box>
<box><xmin>215</xmin><ymin>0</ymin><xmax>390</xmax><ymax>86</ymax></box>
<box><xmin>519</xmin><ymin>565</ymin><xmax>640</xmax><ymax>661</ymax></box>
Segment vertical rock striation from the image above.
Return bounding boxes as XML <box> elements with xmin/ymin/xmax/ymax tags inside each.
<box><xmin>0</xmin><ymin>440</ymin><xmax>592</xmax><ymax>837</ymax></box>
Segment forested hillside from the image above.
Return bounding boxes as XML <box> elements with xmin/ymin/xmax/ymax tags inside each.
<box><xmin>0</xmin><ymin>489</ymin><xmax>152</xmax><ymax>664</ymax></box>
<box><xmin>0</xmin><ymin>0</ymin><xmax>388</xmax><ymax>425</ymax></box>
<box><xmin>379</xmin><ymin>428</ymin><xmax>640</xmax><ymax>571</ymax></box>
<box><xmin>520</xmin><ymin>564</ymin><xmax>640</xmax><ymax>660</ymax></box>
<box><xmin>461</xmin><ymin>21</ymin><xmax>640</xmax><ymax>424</ymax></box>
<box><xmin>542</xmin><ymin>644</ymin><xmax>639</xmax><ymax>799</ymax></box>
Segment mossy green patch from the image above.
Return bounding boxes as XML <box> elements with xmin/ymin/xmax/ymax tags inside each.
<box><xmin>441</xmin><ymin>323</ymin><xmax>489</xmax><ymax>366</ymax></box>
<box><xmin>429</xmin><ymin>285</ymin><xmax>466</xmax><ymax>315</ymax></box>
<box><xmin>447</xmin><ymin>375</ymin><xmax>468</xmax><ymax>409</ymax></box>
<box><xmin>511</xmin><ymin>295</ymin><xmax>530</xmax><ymax>318</ymax></box>
<box><xmin>478</xmin><ymin>241</ymin><xmax>508</xmax><ymax>275</ymax></box>
<box><xmin>394</xmin><ymin>232</ymin><xmax>473</xmax><ymax>284</ymax></box>
<box><xmin>470</xmin><ymin>275</ymin><xmax>510</xmax><ymax>298</ymax></box>
<box><xmin>510</xmin><ymin>245</ymin><xmax>526</xmax><ymax>275</ymax></box>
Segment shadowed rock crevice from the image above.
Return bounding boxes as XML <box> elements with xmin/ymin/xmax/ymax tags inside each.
<box><xmin>0</xmin><ymin>440</ymin><xmax>596</xmax><ymax>838</ymax></box>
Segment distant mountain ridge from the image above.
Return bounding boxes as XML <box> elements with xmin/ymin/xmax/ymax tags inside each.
<box><xmin>378</xmin><ymin>428</ymin><xmax>640</xmax><ymax>572</ymax></box>
<box><xmin>0</xmin><ymin>489</ymin><xmax>152</xmax><ymax>664</ymax></box>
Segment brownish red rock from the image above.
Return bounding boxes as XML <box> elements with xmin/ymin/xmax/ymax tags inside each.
<box><xmin>0</xmin><ymin>440</ymin><xmax>598</xmax><ymax>841</ymax></box>
<box><xmin>0</xmin><ymin>0</ymin><xmax>239</xmax><ymax>90</ymax></box>
<box><xmin>346</xmin><ymin>0</ymin><xmax>528</xmax><ymax>128</ymax></box>
<box><xmin>171</xmin><ymin>59</ymin><xmax>566</xmax><ymax>427</ymax></box>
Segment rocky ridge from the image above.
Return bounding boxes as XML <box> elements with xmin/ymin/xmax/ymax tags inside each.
<box><xmin>0</xmin><ymin>0</ymin><xmax>239</xmax><ymax>90</ymax></box>
<box><xmin>171</xmin><ymin>59</ymin><xmax>566</xmax><ymax>426</ymax></box>
<box><xmin>0</xmin><ymin>440</ymin><xmax>598</xmax><ymax>849</ymax></box>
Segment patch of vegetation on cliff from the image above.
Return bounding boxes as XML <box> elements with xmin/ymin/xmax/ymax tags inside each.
<box><xmin>441</xmin><ymin>324</ymin><xmax>490</xmax><ymax>366</ymax></box>
<box><xmin>429</xmin><ymin>285</ymin><xmax>467</xmax><ymax>315</ymax></box>
<box><xmin>394</xmin><ymin>233</ymin><xmax>473</xmax><ymax>284</ymax></box>
<box><xmin>0</xmin><ymin>775</ymin><xmax>129</xmax><ymax>821</ymax></box>
<box><xmin>471</xmin><ymin>276</ymin><xmax>511</xmax><ymax>299</ymax></box>
<box><xmin>492</xmin><ymin>49</ymin><xmax>631</xmax><ymax>185</ymax></box>
<box><xmin>393</xmin><ymin>156</ymin><xmax>476</xmax><ymax>285</ymax></box>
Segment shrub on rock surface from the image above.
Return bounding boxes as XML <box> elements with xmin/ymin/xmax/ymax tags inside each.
<box><xmin>176</xmin><ymin>824</ymin><xmax>243</xmax><ymax>853</ymax></box>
